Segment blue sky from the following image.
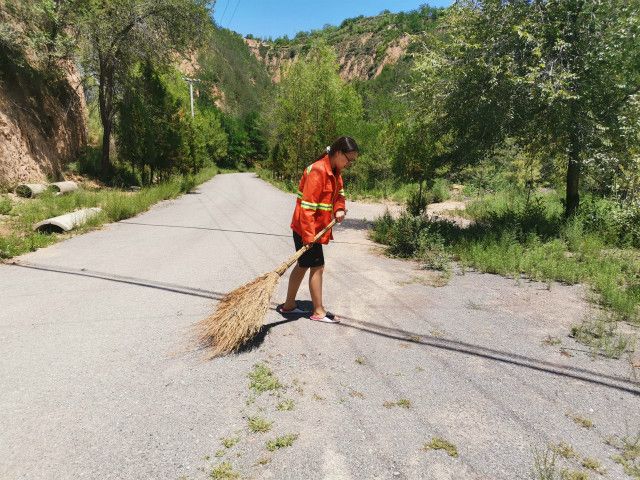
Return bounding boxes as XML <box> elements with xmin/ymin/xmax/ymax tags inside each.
<box><xmin>212</xmin><ymin>1</ymin><xmax>454</xmax><ymax>39</ymax></box>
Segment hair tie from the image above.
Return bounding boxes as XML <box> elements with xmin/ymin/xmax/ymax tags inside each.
<box><xmin>326</xmin><ymin>146</ymin><xmax>331</xmax><ymax>154</ymax></box>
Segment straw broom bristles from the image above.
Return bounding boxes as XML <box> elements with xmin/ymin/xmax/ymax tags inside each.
<box><xmin>197</xmin><ymin>220</ymin><xmax>336</xmax><ymax>358</ymax></box>
<box><xmin>197</xmin><ymin>271</ymin><xmax>281</xmax><ymax>358</ymax></box>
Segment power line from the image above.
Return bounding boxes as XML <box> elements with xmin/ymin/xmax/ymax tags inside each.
<box><xmin>218</xmin><ymin>0</ymin><xmax>230</xmax><ymax>24</ymax></box>
<box><xmin>226</xmin><ymin>0</ymin><xmax>241</xmax><ymax>29</ymax></box>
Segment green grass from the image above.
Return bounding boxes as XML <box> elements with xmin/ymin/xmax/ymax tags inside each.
<box><xmin>570</xmin><ymin>318</ymin><xmax>636</xmax><ymax>359</ymax></box>
<box><xmin>0</xmin><ymin>195</ymin><xmax>12</xmax><ymax>215</ymax></box>
<box><xmin>221</xmin><ymin>437</ymin><xmax>239</xmax><ymax>449</ymax></box>
<box><xmin>0</xmin><ymin>166</ymin><xmax>218</xmax><ymax>260</ymax></box>
<box><xmin>531</xmin><ymin>447</ymin><xmax>559</xmax><ymax>480</ymax></box>
<box><xmin>532</xmin><ymin>445</ymin><xmax>599</xmax><ymax>480</ymax></box>
<box><xmin>266</xmin><ymin>434</ymin><xmax>299</xmax><ymax>452</ymax></box>
<box><xmin>551</xmin><ymin>442</ymin><xmax>579</xmax><ymax>460</ymax></box>
<box><xmin>248</xmin><ymin>416</ymin><xmax>273</xmax><ymax>433</ymax></box>
<box><xmin>560</xmin><ymin>470</ymin><xmax>589</xmax><ymax>480</ymax></box>
<box><xmin>210</xmin><ymin>461</ymin><xmax>239</xmax><ymax>480</ymax></box>
<box><xmin>610</xmin><ymin>432</ymin><xmax>640</xmax><ymax>479</ymax></box>
<box><xmin>383</xmin><ymin>399</ymin><xmax>412</xmax><ymax>409</ymax></box>
<box><xmin>581</xmin><ymin>457</ymin><xmax>605</xmax><ymax>474</ymax></box>
<box><xmin>372</xmin><ymin>191</ymin><xmax>640</xmax><ymax>333</ymax></box>
<box><xmin>566</xmin><ymin>413</ymin><xmax>594</xmax><ymax>430</ymax></box>
<box><xmin>248</xmin><ymin>363</ymin><xmax>282</xmax><ymax>394</ymax></box>
<box><xmin>423</xmin><ymin>437</ymin><xmax>458</xmax><ymax>458</ymax></box>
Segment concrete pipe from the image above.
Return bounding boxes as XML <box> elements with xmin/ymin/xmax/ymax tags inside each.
<box><xmin>15</xmin><ymin>183</ymin><xmax>47</xmax><ymax>198</ymax></box>
<box><xmin>50</xmin><ymin>181</ymin><xmax>79</xmax><ymax>194</ymax></box>
<box><xmin>34</xmin><ymin>208</ymin><xmax>102</xmax><ymax>234</ymax></box>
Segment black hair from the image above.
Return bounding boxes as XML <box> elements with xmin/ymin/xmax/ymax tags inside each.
<box><xmin>316</xmin><ymin>136</ymin><xmax>359</xmax><ymax>161</ymax></box>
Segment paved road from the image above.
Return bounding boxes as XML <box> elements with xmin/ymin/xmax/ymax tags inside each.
<box><xmin>1</xmin><ymin>173</ymin><xmax>638</xmax><ymax>480</ymax></box>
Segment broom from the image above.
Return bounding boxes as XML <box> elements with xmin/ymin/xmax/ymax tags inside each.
<box><xmin>197</xmin><ymin>219</ymin><xmax>337</xmax><ymax>358</ymax></box>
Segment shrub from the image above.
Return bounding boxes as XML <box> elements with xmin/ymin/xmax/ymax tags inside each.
<box><xmin>431</xmin><ymin>178</ymin><xmax>450</xmax><ymax>203</ymax></box>
<box><xmin>0</xmin><ymin>195</ymin><xmax>12</xmax><ymax>215</ymax></box>
<box><xmin>406</xmin><ymin>189</ymin><xmax>431</xmax><ymax>216</ymax></box>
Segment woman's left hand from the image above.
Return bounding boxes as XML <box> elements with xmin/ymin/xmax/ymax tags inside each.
<box><xmin>335</xmin><ymin>210</ymin><xmax>346</xmax><ymax>223</ymax></box>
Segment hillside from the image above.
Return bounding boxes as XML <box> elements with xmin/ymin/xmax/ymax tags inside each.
<box><xmin>0</xmin><ymin>4</ymin><xmax>442</xmax><ymax>187</ymax></box>
<box><xmin>244</xmin><ymin>6</ymin><xmax>443</xmax><ymax>83</ymax></box>
<box><xmin>0</xmin><ymin>4</ymin><xmax>87</xmax><ymax>188</ymax></box>
<box><xmin>195</xmin><ymin>27</ymin><xmax>273</xmax><ymax>116</ymax></box>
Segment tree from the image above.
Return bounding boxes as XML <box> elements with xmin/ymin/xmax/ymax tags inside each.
<box><xmin>265</xmin><ymin>42</ymin><xmax>363</xmax><ymax>178</ymax></box>
<box><xmin>77</xmin><ymin>0</ymin><xmax>213</xmax><ymax>176</ymax></box>
<box><xmin>116</xmin><ymin>62</ymin><xmax>182</xmax><ymax>184</ymax></box>
<box><xmin>411</xmin><ymin>0</ymin><xmax>640</xmax><ymax>216</ymax></box>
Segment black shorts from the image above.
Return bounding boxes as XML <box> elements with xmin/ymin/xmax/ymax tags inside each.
<box><xmin>293</xmin><ymin>231</ymin><xmax>324</xmax><ymax>268</ymax></box>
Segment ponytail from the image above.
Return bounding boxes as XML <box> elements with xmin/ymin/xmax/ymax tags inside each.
<box><xmin>315</xmin><ymin>136</ymin><xmax>359</xmax><ymax>161</ymax></box>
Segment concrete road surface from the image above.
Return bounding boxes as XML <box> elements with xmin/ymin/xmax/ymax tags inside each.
<box><xmin>1</xmin><ymin>173</ymin><xmax>638</xmax><ymax>479</ymax></box>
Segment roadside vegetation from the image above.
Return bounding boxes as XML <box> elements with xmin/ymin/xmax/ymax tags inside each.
<box><xmin>0</xmin><ymin>166</ymin><xmax>217</xmax><ymax>259</ymax></box>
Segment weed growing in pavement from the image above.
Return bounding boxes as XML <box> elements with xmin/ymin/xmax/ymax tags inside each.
<box><xmin>559</xmin><ymin>470</ymin><xmax>589</xmax><ymax>480</ymax></box>
<box><xmin>531</xmin><ymin>446</ymin><xmax>559</xmax><ymax>480</ymax></box>
<box><xmin>551</xmin><ymin>442</ymin><xmax>579</xmax><ymax>460</ymax></box>
<box><xmin>566</xmin><ymin>413</ymin><xmax>594</xmax><ymax>429</ymax></box>
<box><xmin>210</xmin><ymin>461</ymin><xmax>239</xmax><ymax>480</ymax></box>
<box><xmin>571</xmin><ymin>318</ymin><xmax>636</xmax><ymax>359</ymax></box>
<box><xmin>221</xmin><ymin>437</ymin><xmax>239</xmax><ymax>449</ymax></box>
<box><xmin>266</xmin><ymin>434</ymin><xmax>299</xmax><ymax>452</ymax></box>
<box><xmin>276</xmin><ymin>399</ymin><xmax>295</xmax><ymax>411</ymax></box>
<box><xmin>248</xmin><ymin>417</ymin><xmax>273</xmax><ymax>433</ymax></box>
<box><xmin>384</xmin><ymin>399</ymin><xmax>412</xmax><ymax>409</ymax></box>
<box><xmin>248</xmin><ymin>363</ymin><xmax>282</xmax><ymax>394</ymax></box>
<box><xmin>609</xmin><ymin>432</ymin><xmax>640</xmax><ymax>478</ymax></box>
<box><xmin>581</xmin><ymin>457</ymin><xmax>605</xmax><ymax>474</ymax></box>
<box><xmin>423</xmin><ymin>437</ymin><xmax>458</xmax><ymax>458</ymax></box>
<box><xmin>542</xmin><ymin>336</ymin><xmax>562</xmax><ymax>347</ymax></box>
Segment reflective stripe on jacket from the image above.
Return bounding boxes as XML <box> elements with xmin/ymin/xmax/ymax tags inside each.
<box><xmin>290</xmin><ymin>154</ymin><xmax>346</xmax><ymax>245</ymax></box>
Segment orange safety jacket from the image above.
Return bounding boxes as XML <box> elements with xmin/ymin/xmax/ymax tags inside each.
<box><xmin>290</xmin><ymin>154</ymin><xmax>346</xmax><ymax>245</ymax></box>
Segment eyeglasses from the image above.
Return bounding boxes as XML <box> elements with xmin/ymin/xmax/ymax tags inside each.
<box><xmin>344</xmin><ymin>152</ymin><xmax>357</xmax><ymax>163</ymax></box>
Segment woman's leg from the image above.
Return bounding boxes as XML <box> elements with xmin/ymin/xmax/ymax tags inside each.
<box><xmin>283</xmin><ymin>264</ymin><xmax>308</xmax><ymax>310</ymax></box>
<box><xmin>309</xmin><ymin>265</ymin><xmax>326</xmax><ymax>317</ymax></box>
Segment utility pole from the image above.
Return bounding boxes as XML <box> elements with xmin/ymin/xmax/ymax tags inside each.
<box><xmin>182</xmin><ymin>77</ymin><xmax>200</xmax><ymax>118</ymax></box>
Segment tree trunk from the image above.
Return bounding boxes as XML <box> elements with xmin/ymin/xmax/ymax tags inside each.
<box><xmin>101</xmin><ymin>119</ymin><xmax>112</xmax><ymax>177</ymax></box>
<box><xmin>565</xmin><ymin>142</ymin><xmax>580</xmax><ymax>217</ymax></box>
<box><xmin>98</xmin><ymin>58</ymin><xmax>114</xmax><ymax>177</ymax></box>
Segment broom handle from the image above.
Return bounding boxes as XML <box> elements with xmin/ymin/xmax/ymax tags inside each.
<box><xmin>274</xmin><ymin>219</ymin><xmax>338</xmax><ymax>276</ymax></box>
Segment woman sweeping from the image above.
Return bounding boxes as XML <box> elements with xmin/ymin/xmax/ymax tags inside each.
<box><xmin>277</xmin><ymin>136</ymin><xmax>359</xmax><ymax>324</ymax></box>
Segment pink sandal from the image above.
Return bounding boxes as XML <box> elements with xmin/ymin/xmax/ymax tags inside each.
<box><xmin>309</xmin><ymin>313</ymin><xmax>340</xmax><ymax>324</ymax></box>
